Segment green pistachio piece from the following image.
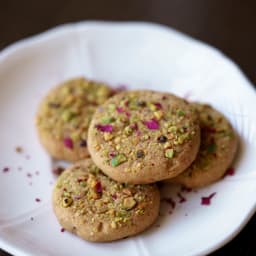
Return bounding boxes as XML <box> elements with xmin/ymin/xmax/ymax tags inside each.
<box><xmin>111</xmin><ymin>154</ymin><xmax>127</xmax><ymax>167</ymax></box>
<box><xmin>165</xmin><ymin>148</ymin><xmax>174</xmax><ymax>158</ymax></box>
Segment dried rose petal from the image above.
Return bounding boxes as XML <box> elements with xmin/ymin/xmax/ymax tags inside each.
<box><xmin>2</xmin><ymin>167</ymin><xmax>10</xmax><ymax>173</ymax></box>
<box><xmin>95</xmin><ymin>181</ymin><xmax>102</xmax><ymax>193</ymax></box>
<box><xmin>144</xmin><ymin>119</ymin><xmax>159</xmax><ymax>130</ymax></box>
<box><xmin>95</xmin><ymin>124</ymin><xmax>113</xmax><ymax>132</ymax></box>
<box><xmin>116</xmin><ymin>107</ymin><xmax>124</xmax><ymax>113</ymax></box>
<box><xmin>53</xmin><ymin>166</ymin><xmax>65</xmax><ymax>176</ymax></box>
<box><xmin>27</xmin><ymin>173</ymin><xmax>32</xmax><ymax>178</ymax></box>
<box><xmin>80</xmin><ymin>140</ymin><xmax>87</xmax><ymax>147</ymax></box>
<box><xmin>181</xmin><ymin>186</ymin><xmax>192</xmax><ymax>193</ymax></box>
<box><xmin>109</xmin><ymin>152</ymin><xmax>117</xmax><ymax>157</ymax></box>
<box><xmin>202</xmin><ymin>126</ymin><xmax>216</xmax><ymax>134</ymax></box>
<box><xmin>74</xmin><ymin>194</ymin><xmax>84</xmax><ymax>200</ymax></box>
<box><xmin>177</xmin><ymin>192</ymin><xmax>186</xmax><ymax>203</ymax></box>
<box><xmin>130</xmin><ymin>123</ymin><xmax>138</xmax><ymax>130</ymax></box>
<box><xmin>125</xmin><ymin>112</ymin><xmax>131</xmax><ymax>117</ymax></box>
<box><xmin>201</xmin><ymin>192</ymin><xmax>216</xmax><ymax>205</ymax></box>
<box><xmin>136</xmin><ymin>130</ymin><xmax>141</xmax><ymax>136</ymax></box>
<box><xmin>226</xmin><ymin>168</ymin><xmax>235</xmax><ymax>176</ymax></box>
<box><xmin>63</xmin><ymin>137</ymin><xmax>73</xmax><ymax>149</ymax></box>
<box><xmin>112</xmin><ymin>194</ymin><xmax>117</xmax><ymax>200</ymax></box>
<box><xmin>163</xmin><ymin>197</ymin><xmax>176</xmax><ymax>209</ymax></box>
<box><xmin>154</xmin><ymin>103</ymin><xmax>162</xmax><ymax>109</ymax></box>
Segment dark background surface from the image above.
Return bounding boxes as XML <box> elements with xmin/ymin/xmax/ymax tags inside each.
<box><xmin>1</xmin><ymin>0</ymin><xmax>256</xmax><ymax>255</ymax></box>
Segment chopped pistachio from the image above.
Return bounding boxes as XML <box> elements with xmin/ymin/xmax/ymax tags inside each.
<box><xmin>110</xmin><ymin>154</ymin><xmax>127</xmax><ymax>167</ymax></box>
<box><xmin>122</xmin><ymin>197</ymin><xmax>137</xmax><ymax>210</ymax></box>
<box><xmin>80</xmin><ymin>181</ymin><xmax>87</xmax><ymax>187</ymax></box>
<box><xmin>148</xmin><ymin>103</ymin><xmax>157</xmax><ymax>111</ymax></box>
<box><xmin>165</xmin><ymin>148</ymin><xmax>174</xmax><ymax>158</ymax></box>
<box><xmin>62</xmin><ymin>197</ymin><xmax>73</xmax><ymax>207</ymax></box>
<box><xmin>70</xmin><ymin>131</ymin><xmax>80</xmax><ymax>141</ymax></box>
<box><xmin>61</xmin><ymin>110</ymin><xmax>75</xmax><ymax>122</ymax></box>
<box><xmin>114</xmin><ymin>137</ymin><xmax>121</xmax><ymax>144</ymax></box>
<box><xmin>142</xmin><ymin>134</ymin><xmax>150</xmax><ymax>141</ymax></box>
<box><xmin>136</xmin><ymin>150</ymin><xmax>145</xmax><ymax>159</ymax></box>
<box><xmin>168</xmin><ymin>126</ymin><xmax>177</xmax><ymax>133</ymax></box>
<box><xmin>129</xmin><ymin>100</ymin><xmax>139</xmax><ymax>110</ymax></box>
<box><xmin>207</xmin><ymin>143</ymin><xmax>217</xmax><ymax>153</ymax></box>
<box><xmin>115</xmin><ymin>144</ymin><xmax>121</xmax><ymax>150</ymax></box>
<box><xmin>124</xmin><ymin>126</ymin><xmax>133</xmax><ymax>136</ymax></box>
<box><xmin>177</xmin><ymin>109</ymin><xmax>185</xmax><ymax>116</ymax></box>
<box><xmin>104</xmin><ymin>133</ymin><xmax>113</xmax><ymax>141</ymax></box>
<box><xmin>61</xmin><ymin>86</ymin><xmax>72</xmax><ymax>96</ymax></box>
<box><xmin>102</xmin><ymin>117</ymin><xmax>115</xmax><ymax>124</ymax></box>
<box><xmin>154</xmin><ymin>110</ymin><xmax>164</xmax><ymax>120</ymax></box>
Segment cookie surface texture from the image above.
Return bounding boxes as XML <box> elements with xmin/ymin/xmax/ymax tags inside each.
<box><xmin>36</xmin><ymin>77</ymin><xmax>113</xmax><ymax>162</ymax></box>
<box><xmin>52</xmin><ymin>159</ymin><xmax>160</xmax><ymax>242</ymax></box>
<box><xmin>88</xmin><ymin>90</ymin><xmax>201</xmax><ymax>184</ymax></box>
<box><xmin>168</xmin><ymin>103</ymin><xmax>238</xmax><ymax>188</ymax></box>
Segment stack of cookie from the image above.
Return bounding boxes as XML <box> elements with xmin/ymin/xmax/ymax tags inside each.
<box><xmin>36</xmin><ymin>77</ymin><xmax>238</xmax><ymax>242</ymax></box>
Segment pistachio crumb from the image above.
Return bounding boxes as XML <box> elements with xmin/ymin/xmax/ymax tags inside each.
<box><xmin>165</xmin><ymin>148</ymin><xmax>174</xmax><ymax>158</ymax></box>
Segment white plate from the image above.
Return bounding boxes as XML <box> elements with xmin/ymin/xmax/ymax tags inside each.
<box><xmin>0</xmin><ymin>21</ymin><xmax>256</xmax><ymax>256</ymax></box>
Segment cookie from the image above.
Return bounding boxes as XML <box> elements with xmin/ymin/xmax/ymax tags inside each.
<box><xmin>36</xmin><ymin>77</ymin><xmax>113</xmax><ymax>162</ymax></box>
<box><xmin>52</xmin><ymin>159</ymin><xmax>160</xmax><ymax>242</ymax></box>
<box><xmin>168</xmin><ymin>103</ymin><xmax>238</xmax><ymax>188</ymax></box>
<box><xmin>88</xmin><ymin>90</ymin><xmax>201</xmax><ymax>184</ymax></box>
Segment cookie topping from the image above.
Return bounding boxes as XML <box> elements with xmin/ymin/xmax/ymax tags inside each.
<box><xmin>136</xmin><ymin>150</ymin><xmax>145</xmax><ymax>159</ymax></box>
<box><xmin>80</xmin><ymin>139</ymin><xmax>87</xmax><ymax>147</ymax></box>
<box><xmin>95</xmin><ymin>124</ymin><xmax>113</xmax><ymax>132</ymax></box>
<box><xmin>116</xmin><ymin>107</ymin><xmax>125</xmax><ymax>113</ymax></box>
<box><xmin>122</xmin><ymin>197</ymin><xmax>137</xmax><ymax>210</ymax></box>
<box><xmin>95</xmin><ymin>181</ymin><xmax>103</xmax><ymax>193</ymax></box>
<box><xmin>158</xmin><ymin>135</ymin><xmax>167</xmax><ymax>143</ymax></box>
<box><xmin>37</xmin><ymin>78</ymin><xmax>112</xmax><ymax>151</ymax></box>
<box><xmin>137</xmin><ymin>101</ymin><xmax>146</xmax><ymax>107</ymax></box>
<box><xmin>62</xmin><ymin>197</ymin><xmax>73</xmax><ymax>207</ymax></box>
<box><xmin>207</xmin><ymin>143</ymin><xmax>217</xmax><ymax>153</ymax></box>
<box><xmin>55</xmin><ymin>161</ymin><xmax>156</xmax><ymax>231</ymax></box>
<box><xmin>144</xmin><ymin>119</ymin><xmax>159</xmax><ymax>130</ymax></box>
<box><xmin>165</xmin><ymin>148</ymin><xmax>174</xmax><ymax>158</ymax></box>
<box><xmin>110</xmin><ymin>154</ymin><xmax>127</xmax><ymax>167</ymax></box>
<box><xmin>90</xmin><ymin>91</ymin><xmax>199</xmax><ymax>177</ymax></box>
<box><xmin>63</xmin><ymin>137</ymin><xmax>73</xmax><ymax>149</ymax></box>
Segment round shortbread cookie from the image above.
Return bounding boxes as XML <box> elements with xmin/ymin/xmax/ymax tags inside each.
<box><xmin>36</xmin><ymin>77</ymin><xmax>113</xmax><ymax>162</ymax></box>
<box><xmin>168</xmin><ymin>103</ymin><xmax>238</xmax><ymax>188</ymax></box>
<box><xmin>88</xmin><ymin>90</ymin><xmax>201</xmax><ymax>184</ymax></box>
<box><xmin>52</xmin><ymin>159</ymin><xmax>160</xmax><ymax>242</ymax></box>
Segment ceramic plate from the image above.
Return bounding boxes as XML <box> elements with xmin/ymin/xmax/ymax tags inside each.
<box><xmin>0</xmin><ymin>21</ymin><xmax>256</xmax><ymax>256</ymax></box>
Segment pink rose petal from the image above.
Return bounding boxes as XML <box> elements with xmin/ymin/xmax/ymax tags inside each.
<box><xmin>154</xmin><ymin>102</ymin><xmax>162</xmax><ymax>109</ymax></box>
<box><xmin>95</xmin><ymin>124</ymin><xmax>113</xmax><ymax>132</ymax></box>
<box><xmin>201</xmin><ymin>192</ymin><xmax>216</xmax><ymax>205</ymax></box>
<box><xmin>125</xmin><ymin>112</ymin><xmax>131</xmax><ymax>117</ymax></box>
<box><xmin>63</xmin><ymin>137</ymin><xmax>73</xmax><ymax>149</ymax></box>
<box><xmin>95</xmin><ymin>181</ymin><xmax>102</xmax><ymax>193</ymax></box>
<box><xmin>116</xmin><ymin>107</ymin><xmax>124</xmax><ymax>113</ymax></box>
<box><xmin>226</xmin><ymin>167</ymin><xmax>235</xmax><ymax>176</ymax></box>
<box><xmin>144</xmin><ymin>119</ymin><xmax>159</xmax><ymax>130</ymax></box>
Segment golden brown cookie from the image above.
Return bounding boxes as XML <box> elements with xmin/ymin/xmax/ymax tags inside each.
<box><xmin>52</xmin><ymin>159</ymin><xmax>160</xmax><ymax>242</ymax></box>
<box><xmin>88</xmin><ymin>90</ymin><xmax>201</xmax><ymax>184</ymax></box>
<box><xmin>167</xmin><ymin>103</ymin><xmax>238</xmax><ymax>188</ymax></box>
<box><xmin>36</xmin><ymin>77</ymin><xmax>113</xmax><ymax>162</ymax></box>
